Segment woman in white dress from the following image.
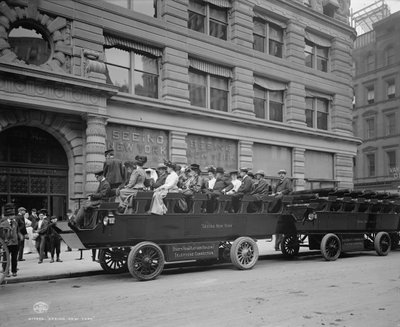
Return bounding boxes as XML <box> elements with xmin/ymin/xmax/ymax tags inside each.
<box><xmin>23</xmin><ymin>212</ymin><xmax>33</xmax><ymax>254</ymax></box>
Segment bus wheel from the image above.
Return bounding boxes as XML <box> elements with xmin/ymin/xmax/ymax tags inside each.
<box><xmin>230</xmin><ymin>237</ymin><xmax>259</xmax><ymax>270</ymax></box>
<box><xmin>320</xmin><ymin>233</ymin><xmax>341</xmax><ymax>261</ymax></box>
<box><xmin>98</xmin><ymin>247</ymin><xmax>129</xmax><ymax>274</ymax></box>
<box><xmin>0</xmin><ymin>238</ymin><xmax>10</xmax><ymax>284</ymax></box>
<box><xmin>281</xmin><ymin>235</ymin><xmax>300</xmax><ymax>258</ymax></box>
<box><xmin>374</xmin><ymin>232</ymin><xmax>391</xmax><ymax>256</ymax></box>
<box><xmin>127</xmin><ymin>242</ymin><xmax>165</xmax><ymax>281</ymax></box>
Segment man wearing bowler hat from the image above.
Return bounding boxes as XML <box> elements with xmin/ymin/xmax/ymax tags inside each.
<box><xmin>1</xmin><ymin>203</ymin><xmax>21</xmax><ymax>276</ymax></box>
<box><xmin>72</xmin><ymin>170</ymin><xmax>111</xmax><ymax>228</ymax></box>
<box><xmin>103</xmin><ymin>149</ymin><xmax>125</xmax><ymax>190</ymax></box>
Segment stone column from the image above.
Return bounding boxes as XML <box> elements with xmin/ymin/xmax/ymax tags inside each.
<box><xmin>170</xmin><ymin>131</ymin><xmax>188</xmax><ymax>165</ymax></box>
<box><xmin>85</xmin><ymin>114</ymin><xmax>107</xmax><ymax>194</ymax></box>
<box><xmin>285</xmin><ymin>20</ymin><xmax>305</xmax><ymax>65</ymax></box>
<box><xmin>230</xmin><ymin>1</ymin><xmax>253</xmax><ymax>48</ymax></box>
<box><xmin>231</xmin><ymin>67</ymin><xmax>255</xmax><ymax>117</ymax></box>
<box><xmin>286</xmin><ymin>82</ymin><xmax>306</xmax><ymax>127</ymax></box>
<box><xmin>238</xmin><ymin>140</ymin><xmax>253</xmax><ymax>169</ymax></box>
<box><xmin>292</xmin><ymin>147</ymin><xmax>305</xmax><ymax>191</ymax></box>
<box><xmin>335</xmin><ymin>153</ymin><xmax>354</xmax><ymax>189</ymax></box>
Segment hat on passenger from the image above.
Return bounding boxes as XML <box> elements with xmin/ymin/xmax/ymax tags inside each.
<box><xmin>39</xmin><ymin>208</ymin><xmax>48</xmax><ymax>215</ymax></box>
<box><xmin>216</xmin><ymin>167</ymin><xmax>225</xmax><ymax>174</ymax></box>
<box><xmin>3</xmin><ymin>203</ymin><xmax>15</xmax><ymax>217</ymax></box>
<box><xmin>134</xmin><ymin>155</ymin><xmax>147</xmax><ymax>166</ymax></box>
<box><xmin>157</xmin><ymin>163</ymin><xmax>167</xmax><ymax>170</ymax></box>
<box><xmin>229</xmin><ymin>170</ymin><xmax>238</xmax><ymax>175</ymax></box>
<box><xmin>94</xmin><ymin>169</ymin><xmax>104</xmax><ymax>176</ymax></box>
<box><xmin>18</xmin><ymin>207</ymin><xmax>27</xmax><ymax>212</ymax></box>
<box><xmin>124</xmin><ymin>161</ymin><xmax>135</xmax><ymax>169</ymax></box>
<box><xmin>164</xmin><ymin>160</ymin><xmax>176</xmax><ymax>170</ymax></box>
<box><xmin>278</xmin><ymin>169</ymin><xmax>287</xmax><ymax>175</ymax></box>
<box><xmin>104</xmin><ymin>149</ymin><xmax>114</xmax><ymax>155</ymax></box>
<box><xmin>240</xmin><ymin>167</ymin><xmax>249</xmax><ymax>173</ymax></box>
<box><xmin>247</xmin><ymin>171</ymin><xmax>254</xmax><ymax>178</ymax></box>
<box><xmin>207</xmin><ymin>166</ymin><xmax>216</xmax><ymax>174</ymax></box>
<box><xmin>254</xmin><ymin>170</ymin><xmax>265</xmax><ymax>177</ymax></box>
<box><xmin>190</xmin><ymin>164</ymin><xmax>201</xmax><ymax>172</ymax></box>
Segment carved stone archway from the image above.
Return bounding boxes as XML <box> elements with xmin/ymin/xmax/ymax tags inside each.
<box><xmin>0</xmin><ymin>109</ymin><xmax>84</xmax><ymax>209</ymax></box>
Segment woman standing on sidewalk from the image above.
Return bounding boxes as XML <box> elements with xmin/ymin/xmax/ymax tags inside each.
<box><xmin>23</xmin><ymin>212</ymin><xmax>33</xmax><ymax>254</ymax></box>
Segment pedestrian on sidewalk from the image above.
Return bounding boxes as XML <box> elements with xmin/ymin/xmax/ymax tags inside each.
<box><xmin>0</xmin><ymin>203</ymin><xmax>21</xmax><ymax>277</ymax></box>
<box><xmin>16</xmin><ymin>207</ymin><xmax>28</xmax><ymax>261</ymax></box>
<box><xmin>48</xmin><ymin>216</ymin><xmax>62</xmax><ymax>263</ymax></box>
<box><xmin>23</xmin><ymin>212</ymin><xmax>33</xmax><ymax>254</ymax></box>
<box><xmin>34</xmin><ymin>209</ymin><xmax>52</xmax><ymax>264</ymax></box>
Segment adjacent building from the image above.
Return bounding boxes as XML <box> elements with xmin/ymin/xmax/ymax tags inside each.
<box><xmin>353</xmin><ymin>11</ymin><xmax>400</xmax><ymax>192</ymax></box>
<box><xmin>0</xmin><ymin>0</ymin><xmax>357</xmax><ymax>216</ymax></box>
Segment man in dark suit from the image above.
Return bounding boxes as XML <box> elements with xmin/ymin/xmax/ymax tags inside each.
<box><xmin>103</xmin><ymin>149</ymin><xmax>125</xmax><ymax>190</ymax></box>
<box><xmin>16</xmin><ymin>207</ymin><xmax>28</xmax><ymax>261</ymax></box>
<box><xmin>34</xmin><ymin>208</ymin><xmax>52</xmax><ymax>264</ymax></box>
<box><xmin>232</xmin><ymin>167</ymin><xmax>254</xmax><ymax>212</ymax></box>
<box><xmin>248</xmin><ymin>170</ymin><xmax>271</xmax><ymax>213</ymax></box>
<box><xmin>72</xmin><ymin>170</ymin><xmax>111</xmax><ymax>228</ymax></box>
<box><xmin>1</xmin><ymin>203</ymin><xmax>21</xmax><ymax>277</ymax></box>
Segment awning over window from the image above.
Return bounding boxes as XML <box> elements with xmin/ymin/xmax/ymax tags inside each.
<box><xmin>104</xmin><ymin>35</ymin><xmax>162</xmax><ymax>57</ymax></box>
<box><xmin>323</xmin><ymin>0</ymin><xmax>339</xmax><ymax>8</ymax></box>
<box><xmin>203</xmin><ymin>0</ymin><xmax>232</xmax><ymax>8</ymax></box>
<box><xmin>253</xmin><ymin>11</ymin><xmax>287</xmax><ymax>29</ymax></box>
<box><xmin>189</xmin><ymin>58</ymin><xmax>232</xmax><ymax>78</ymax></box>
<box><xmin>305</xmin><ymin>31</ymin><xmax>331</xmax><ymax>48</ymax></box>
<box><xmin>254</xmin><ymin>76</ymin><xmax>287</xmax><ymax>91</ymax></box>
<box><xmin>305</xmin><ymin>89</ymin><xmax>333</xmax><ymax>101</ymax></box>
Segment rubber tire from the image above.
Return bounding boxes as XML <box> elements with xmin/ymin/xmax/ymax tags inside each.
<box><xmin>374</xmin><ymin>231</ymin><xmax>391</xmax><ymax>256</ymax></box>
<box><xmin>320</xmin><ymin>233</ymin><xmax>341</xmax><ymax>261</ymax></box>
<box><xmin>230</xmin><ymin>237</ymin><xmax>259</xmax><ymax>270</ymax></box>
<box><xmin>0</xmin><ymin>238</ymin><xmax>10</xmax><ymax>285</ymax></box>
<box><xmin>281</xmin><ymin>235</ymin><xmax>300</xmax><ymax>258</ymax></box>
<box><xmin>127</xmin><ymin>242</ymin><xmax>165</xmax><ymax>281</ymax></box>
<box><xmin>98</xmin><ymin>247</ymin><xmax>129</xmax><ymax>274</ymax></box>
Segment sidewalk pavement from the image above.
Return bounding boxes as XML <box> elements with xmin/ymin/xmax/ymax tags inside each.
<box><xmin>2</xmin><ymin>238</ymin><xmax>287</xmax><ymax>285</ymax></box>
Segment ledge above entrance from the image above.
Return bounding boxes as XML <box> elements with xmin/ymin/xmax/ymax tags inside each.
<box><xmin>0</xmin><ymin>62</ymin><xmax>118</xmax><ymax>115</ymax></box>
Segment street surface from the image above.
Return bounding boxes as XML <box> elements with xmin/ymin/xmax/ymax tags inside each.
<box><xmin>1</xmin><ymin>250</ymin><xmax>399</xmax><ymax>327</ymax></box>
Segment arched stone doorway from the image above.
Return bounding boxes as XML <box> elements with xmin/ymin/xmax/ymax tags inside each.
<box><xmin>0</xmin><ymin>126</ymin><xmax>68</xmax><ymax>218</ymax></box>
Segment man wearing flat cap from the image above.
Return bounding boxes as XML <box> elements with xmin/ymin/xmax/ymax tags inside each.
<box><xmin>103</xmin><ymin>149</ymin><xmax>125</xmax><ymax>190</ymax></box>
<box><xmin>72</xmin><ymin>170</ymin><xmax>111</xmax><ymax>228</ymax></box>
<box><xmin>0</xmin><ymin>203</ymin><xmax>21</xmax><ymax>276</ymax></box>
<box><xmin>115</xmin><ymin>155</ymin><xmax>147</xmax><ymax>213</ymax></box>
<box><xmin>16</xmin><ymin>207</ymin><xmax>28</xmax><ymax>261</ymax></box>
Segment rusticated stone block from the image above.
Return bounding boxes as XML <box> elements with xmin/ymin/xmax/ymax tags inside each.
<box><xmin>0</xmin><ymin>1</ymin><xmax>17</xmax><ymax>22</ymax></box>
<box><xmin>48</xmin><ymin>16</ymin><xmax>67</xmax><ymax>33</ymax></box>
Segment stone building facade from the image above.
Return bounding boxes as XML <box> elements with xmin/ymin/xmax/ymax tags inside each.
<box><xmin>353</xmin><ymin>12</ymin><xmax>400</xmax><ymax>192</ymax></box>
<box><xmin>0</xmin><ymin>0</ymin><xmax>357</xmax><ymax>216</ymax></box>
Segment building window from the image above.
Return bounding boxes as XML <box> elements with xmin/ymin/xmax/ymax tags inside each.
<box><xmin>305</xmin><ymin>40</ymin><xmax>329</xmax><ymax>72</ymax></box>
<box><xmin>387</xmin><ymin>81</ymin><xmax>396</xmax><ymax>99</ymax></box>
<box><xmin>385</xmin><ymin>46</ymin><xmax>395</xmax><ymax>66</ymax></box>
<box><xmin>385</xmin><ymin>113</ymin><xmax>396</xmax><ymax>136</ymax></box>
<box><xmin>367</xmin><ymin>87</ymin><xmax>374</xmax><ymax>104</ymax></box>
<box><xmin>189</xmin><ymin>69</ymin><xmax>229</xmax><ymax>111</ymax></box>
<box><xmin>366</xmin><ymin>153</ymin><xmax>375</xmax><ymax>177</ymax></box>
<box><xmin>105</xmin><ymin>47</ymin><xmax>159</xmax><ymax>98</ymax></box>
<box><xmin>253</xmin><ymin>18</ymin><xmax>283</xmax><ymax>58</ymax></box>
<box><xmin>365</xmin><ymin>117</ymin><xmax>375</xmax><ymax>139</ymax></box>
<box><xmin>103</xmin><ymin>0</ymin><xmax>158</xmax><ymax>17</ymax></box>
<box><xmin>387</xmin><ymin>151</ymin><xmax>396</xmax><ymax>174</ymax></box>
<box><xmin>305</xmin><ymin>97</ymin><xmax>329</xmax><ymax>130</ymax></box>
<box><xmin>254</xmin><ymin>86</ymin><xmax>284</xmax><ymax>122</ymax></box>
<box><xmin>367</xmin><ymin>54</ymin><xmax>374</xmax><ymax>71</ymax></box>
<box><xmin>188</xmin><ymin>0</ymin><xmax>228</xmax><ymax>40</ymax></box>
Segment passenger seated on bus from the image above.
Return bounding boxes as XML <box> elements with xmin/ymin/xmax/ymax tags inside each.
<box><xmin>144</xmin><ymin>168</ymin><xmax>157</xmax><ymax>190</ymax></box>
<box><xmin>248</xmin><ymin>170</ymin><xmax>271</xmax><ymax>213</ymax></box>
<box><xmin>151</xmin><ymin>163</ymin><xmax>168</xmax><ymax>190</ymax></box>
<box><xmin>72</xmin><ymin>170</ymin><xmax>111</xmax><ymax>227</ymax></box>
<box><xmin>176</xmin><ymin>164</ymin><xmax>206</xmax><ymax>213</ymax></box>
<box><xmin>115</xmin><ymin>156</ymin><xmax>147</xmax><ymax>213</ymax></box>
<box><xmin>222</xmin><ymin>170</ymin><xmax>241</xmax><ymax>195</ymax></box>
<box><xmin>231</xmin><ymin>167</ymin><xmax>254</xmax><ymax>212</ymax></box>
<box><xmin>203</xmin><ymin>167</ymin><xmax>230</xmax><ymax>213</ymax></box>
<box><xmin>150</xmin><ymin>161</ymin><xmax>179</xmax><ymax>215</ymax></box>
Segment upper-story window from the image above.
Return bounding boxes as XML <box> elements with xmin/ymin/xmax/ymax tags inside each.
<box><xmin>386</xmin><ymin>150</ymin><xmax>396</xmax><ymax>175</ymax></box>
<box><xmin>188</xmin><ymin>0</ymin><xmax>230</xmax><ymax>40</ymax></box>
<box><xmin>304</xmin><ymin>33</ymin><xmax>330</xmax><ymax>72</ymax></box>
<box><xmin>385</xmin><ymin>46</ymin><xmax>395</xmax><ymax>66</ymax></box>
<box><xmin>253</xmin><ymin>18</ymin><xmax>284</xmax><ymax>58</ymax></box>
<box><xmin>366</xmin><ymin>53</ymin><xmax>374</xmax><ymax>71</ymax></box>
<box><xmin>305</xmin><ymin>97</ymin><xmax>329</xmax><ymax>130</ymax></box>
<box><xmin>387</xmin><ymin>80</ymin><xmax>396</xmax><ymax>99</ymax></box>
<box><xmin>366</xmin><ymin>153</ymin><xmax>375</xmax><ymax>177</ymax></box>
<box><xmin>367</xmin><ymin>86</ymin><xmax>374</xmax><ymax>104</ymax></box>
<box><xmin>385</xmin><ymin>113</ymin><xmax>396</xmax><ymax>136</ymax></box>
<box><xmin>103</xmin><ymin>0</ymin><xmax>158</xmax><ymax>17</ymax></box>
<box><xmin>253</xmin><ymin>77</ymin><xmax>286</xmax><ymax>121</ymax></box>
<box><xmin>104</xmin><ymin>35</ymin><xmax>161</xmax><ymax>98</ymax></box>
<box><xmin>188</xmin><ymin>58</ymin><xmax>231</xmax><ymax>111</ymax></box>
<box><xmin>365</xmin><ymin>116</ymin><xmax>376</xmax><ymax>139</ymax></box>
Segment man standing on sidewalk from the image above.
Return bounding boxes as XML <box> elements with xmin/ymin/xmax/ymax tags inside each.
<box><xmin>1</xmin><ymin>203</ymin><xmax>21</xmax><ymax>277</ymax></box>
<box><xmin>16</xmin><ymin>207</ymin><xmax>27</xmax><ymax>262</ymax></box>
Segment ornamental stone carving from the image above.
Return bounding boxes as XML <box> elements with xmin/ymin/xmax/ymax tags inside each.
<box><xmin>0</xmin><ymin>1</ymin><xmax>72</xmax><ymax>73</ymax></box>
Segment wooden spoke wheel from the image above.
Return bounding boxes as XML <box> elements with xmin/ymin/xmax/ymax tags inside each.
<box><xmin>374</xmin><ymin>232</ymin><xmax>391</xmax><ymax>256</ymax></box>
<box><xmin>230</xmin><ymin>237</ymin><xmax>259</xmax><ymax>270</ymax></box>
<box><xmin>320</xmin><ymin>233</ymin><xmax>341</xmax><ymax>261</ymax></box>
<box><xmin>281</xmin><ymin>234</ymin><xmax>300</xmax><ymax>258</ymax></box>
<box><xmin>127</xmin><ymin>242</ymin><xmax>165</xmax><ymax>281</ymax></box>
<box><xmin>98</xmin><ymin>247</ymin><xmax>129</xmax><ymax>274</ymax></box>
<box><xmin>0</xmin><ymin>237</ymin><xmax>10</xmax><ymax>285</ymax></box>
